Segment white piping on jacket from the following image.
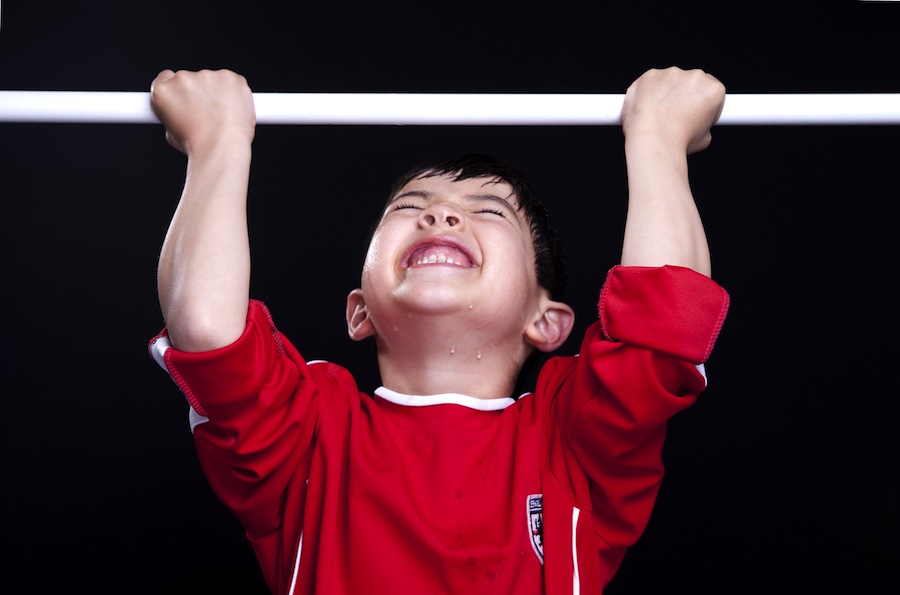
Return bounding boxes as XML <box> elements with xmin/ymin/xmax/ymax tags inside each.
<box><xmin>288</xmin><ymin>530</ymin><xmax>303</xmax><ymax>595</ymax></box>
<box><xmin>572</xmin><ymin>507</ymin><xmax>581</xmax><ymax>594</ymax></box>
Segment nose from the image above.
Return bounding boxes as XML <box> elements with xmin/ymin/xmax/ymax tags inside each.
<box><xmin>419</xmin><ymin>203</ymin><xmax>462</xmax><ymax>228</ymax></box>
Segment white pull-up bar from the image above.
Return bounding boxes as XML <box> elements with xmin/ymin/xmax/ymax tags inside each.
<box><xmin>0</xmin><ymin>91</ymin><xmax>898</xmax><ymax>125</ymax></box>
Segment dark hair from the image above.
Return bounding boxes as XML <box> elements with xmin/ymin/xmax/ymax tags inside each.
<box><xmin>384</xmin><ymin>154</ymin><xmax>567</xmax><ymax>301</ymax></box>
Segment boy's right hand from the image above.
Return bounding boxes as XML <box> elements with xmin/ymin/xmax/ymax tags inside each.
<box><xmin>150</xmin><ymin>69</ymin><xmax>256</xmax><ymax>156</ymax></box>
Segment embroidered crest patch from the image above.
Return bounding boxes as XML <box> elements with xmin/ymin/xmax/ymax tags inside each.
<box><xmin>527</xmin><ymin>494</ymin><xmax>544</xmax><ymax>564</ymax></box>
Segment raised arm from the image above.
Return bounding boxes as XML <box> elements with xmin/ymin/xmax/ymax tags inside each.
<box><xmin>619</xmin><ymin>67</ymin><xmax>725</xmax><ymax>277</ymax></box>
<box><xmin>151</xmin><ymin>69</ymin><xmax>256</xmax><ymax>352</ymax></box>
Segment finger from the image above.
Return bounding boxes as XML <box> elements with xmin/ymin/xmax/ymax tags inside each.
<box><xmin>164</xmin><ymin>130</ymin><xmax>186</xmax><ymax>154</ymax></box>
<box><xmin>688</xmin><ymin>131</ymin><xmax>713</xmax><ymax>155</ymax></box>
<box><xmin>150</xmin><ymin>69</ymin><xmax>176</xmax><ymax>93</ymax></box>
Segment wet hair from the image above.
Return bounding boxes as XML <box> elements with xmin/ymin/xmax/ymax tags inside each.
<box><xmin>383</xmin><ymin>154</ymin><xmax>567</xmax><ymax>301</ymax></box>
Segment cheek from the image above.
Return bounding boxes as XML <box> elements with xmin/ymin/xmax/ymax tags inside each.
<box><xmin>362</xmin><ymin>237</ymin><xmax>381</xmax><ymax>276</ymax></box>
<box><xmin>362</xmin><ymin>226</ymin><xmax>392</xmax><ymax>268</ymax></box>
<box><xmin>485</xmin><ymin>235</ymin><xmax>540</xmax><ymax>296</ymax></box>
<box><xmin>494</xmin><ymin>229</ymin><xmax>538</xmax><ymax>274</ymax></box>
<box><xmin>360</xmin><ymin>229</ymin><xmax>399</xmax><ymax>294</ymax></box>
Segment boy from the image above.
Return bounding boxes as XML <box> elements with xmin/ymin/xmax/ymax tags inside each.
<box><xmin>148</xmin><ymin>67</ymin><xmax>729</xmax><ymax>594</ymax></box>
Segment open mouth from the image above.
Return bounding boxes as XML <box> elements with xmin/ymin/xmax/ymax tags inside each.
<box><xmin>401</xmin><ymin>238</ymin><xmax>477</xmax><ymax>269</ymax></box>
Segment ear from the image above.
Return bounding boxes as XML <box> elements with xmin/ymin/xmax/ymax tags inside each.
<box><xmin>524</xmin><ymin>298</ymin><xmax>575</xmax><ymax>353</ymax></box>
<box><xmin>346</xmin><ymin>288</ymin><xmax>376</xmax><ymax>341</ymax></box>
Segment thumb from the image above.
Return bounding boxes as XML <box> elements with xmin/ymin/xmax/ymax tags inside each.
<box><xmin>150</xmin><ymin>69</ymin><xmax>176</xmax><ymax>94</ymax></box>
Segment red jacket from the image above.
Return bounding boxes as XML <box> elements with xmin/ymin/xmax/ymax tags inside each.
<box><xmin>149</xmin><ymin>265</ymin><xmax>729</xmax><ymax>594</ymax></box>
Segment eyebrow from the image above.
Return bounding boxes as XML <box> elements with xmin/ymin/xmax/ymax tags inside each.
<box><xmin>390</xmin><ymin>190</ymin><xmax>518</xmax><ymax>212</ymax></box>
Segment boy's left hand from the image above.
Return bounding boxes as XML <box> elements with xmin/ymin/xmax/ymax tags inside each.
<box><xmin>621</xmin><ymin>67</ymin><xmax>726</xmax><ymax>155</ymax></box>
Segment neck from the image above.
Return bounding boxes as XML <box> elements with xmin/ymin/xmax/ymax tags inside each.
<box><xmin>373</xmin><ymin>313</ymin><xmax>529</xmax><ymax>399</ymax></box>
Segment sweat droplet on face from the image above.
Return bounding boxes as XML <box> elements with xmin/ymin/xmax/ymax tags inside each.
<box><xmin>449</xmin><ymin>346</ymin><xmax>456</xmax><ymax>355</ymax></box>
<box><xmin>476</xmin><ymin>352</ymin><xmax>482</xmax><ymax>360</ymax></box>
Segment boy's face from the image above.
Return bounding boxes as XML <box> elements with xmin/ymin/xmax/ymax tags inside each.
<box><xmin>355</xmin><ymin>173</ymin><xmax>545</xmax><ymax>337</ymax></box>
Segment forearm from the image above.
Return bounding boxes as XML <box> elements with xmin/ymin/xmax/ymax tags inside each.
<box><xmin>158</xmin><ymin>138</ymin><xmax>253</xmax><ymax>352</ymax></box>
<box><xmin>620</xmin><ymin>135</ymin><xmax>711</xmax><ymax>276</ymax></box>
<box><xmin>618</xmin><ymin>67</ymin><xmax>723</xmax><ymax>277</ymax></box>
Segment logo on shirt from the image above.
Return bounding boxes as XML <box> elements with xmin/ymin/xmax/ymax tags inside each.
<box><xmin>527</xmin><ymin>494</ymin><xmax>544</xmax><ymax>564</ymax></box>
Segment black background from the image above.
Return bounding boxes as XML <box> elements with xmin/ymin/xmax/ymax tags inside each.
<box><xmin>1</xmin><ymin>1</ymin><xmax>898</xmax><ymax>593</ymax></box>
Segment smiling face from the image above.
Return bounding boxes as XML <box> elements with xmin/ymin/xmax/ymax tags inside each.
<box><xmin>356</xmin><ymin>173</ymin><xmax>544</xmax><ymax>338</ymax></box>
<box><xmin>345</xmin><ymin>160</ymin><xmax>575</xmax><ymax>397</ymax></box>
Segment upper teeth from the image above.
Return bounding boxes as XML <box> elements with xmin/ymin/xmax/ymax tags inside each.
<box><xmin>416</xmin><ymin>254</ymin><xmax>460</xmax><ymax>265</ymax></box>
<box><xmin>407</xmin><ymin>243</ymin><xmax>474</xmax><ymax>267</ymax></box>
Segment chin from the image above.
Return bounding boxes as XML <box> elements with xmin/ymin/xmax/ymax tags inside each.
<box><xmin>393</xmin><ymin>285</ymin><xmax>476</xmax><ymax>314</ymax></box>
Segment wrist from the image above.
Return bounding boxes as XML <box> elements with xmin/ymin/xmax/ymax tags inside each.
<box><xmin>624</xmin><ymin>132</ymin><xmax>691</xmax><ymax>168</ymax></box>
<box><xmin>185</xmin><ymin>129</ymin><xmax>254</xmax><ymax>161</ymax></box>
<box><xmin>624</xmin><ymin>123</ymin><xmax>690</xmax><ymax>153</ymax></box>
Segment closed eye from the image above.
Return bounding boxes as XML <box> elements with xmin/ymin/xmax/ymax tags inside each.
<box><xmin>392</xmin><ymin>202</ymin><xmax>422</xmax><ymax>211</ymax></box>
<box><xmin>474</xmin><ymin>207</ymin><xmax>507</xmax><ymax>218</ymax></box>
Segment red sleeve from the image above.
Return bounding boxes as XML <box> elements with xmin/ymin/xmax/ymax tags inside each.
<box><xmin>150</xmin><ymin>300</ymin><xmax>330</xmax><ymax>539</ymax></box>
<box><xmin>599</xmin><ymin>265</ymin><xmax>729</xmax><ymax>364</ymax></box>
<box><xmin>541</xmin><ymin>265</ymin><xmax>729</xmax><ymax>588</ymax></box>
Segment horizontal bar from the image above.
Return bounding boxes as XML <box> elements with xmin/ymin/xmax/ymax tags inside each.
<box><xmin>0</xmin><ymin>91</ymin><xmax>898</xmax><ymax>125</ymax></box>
